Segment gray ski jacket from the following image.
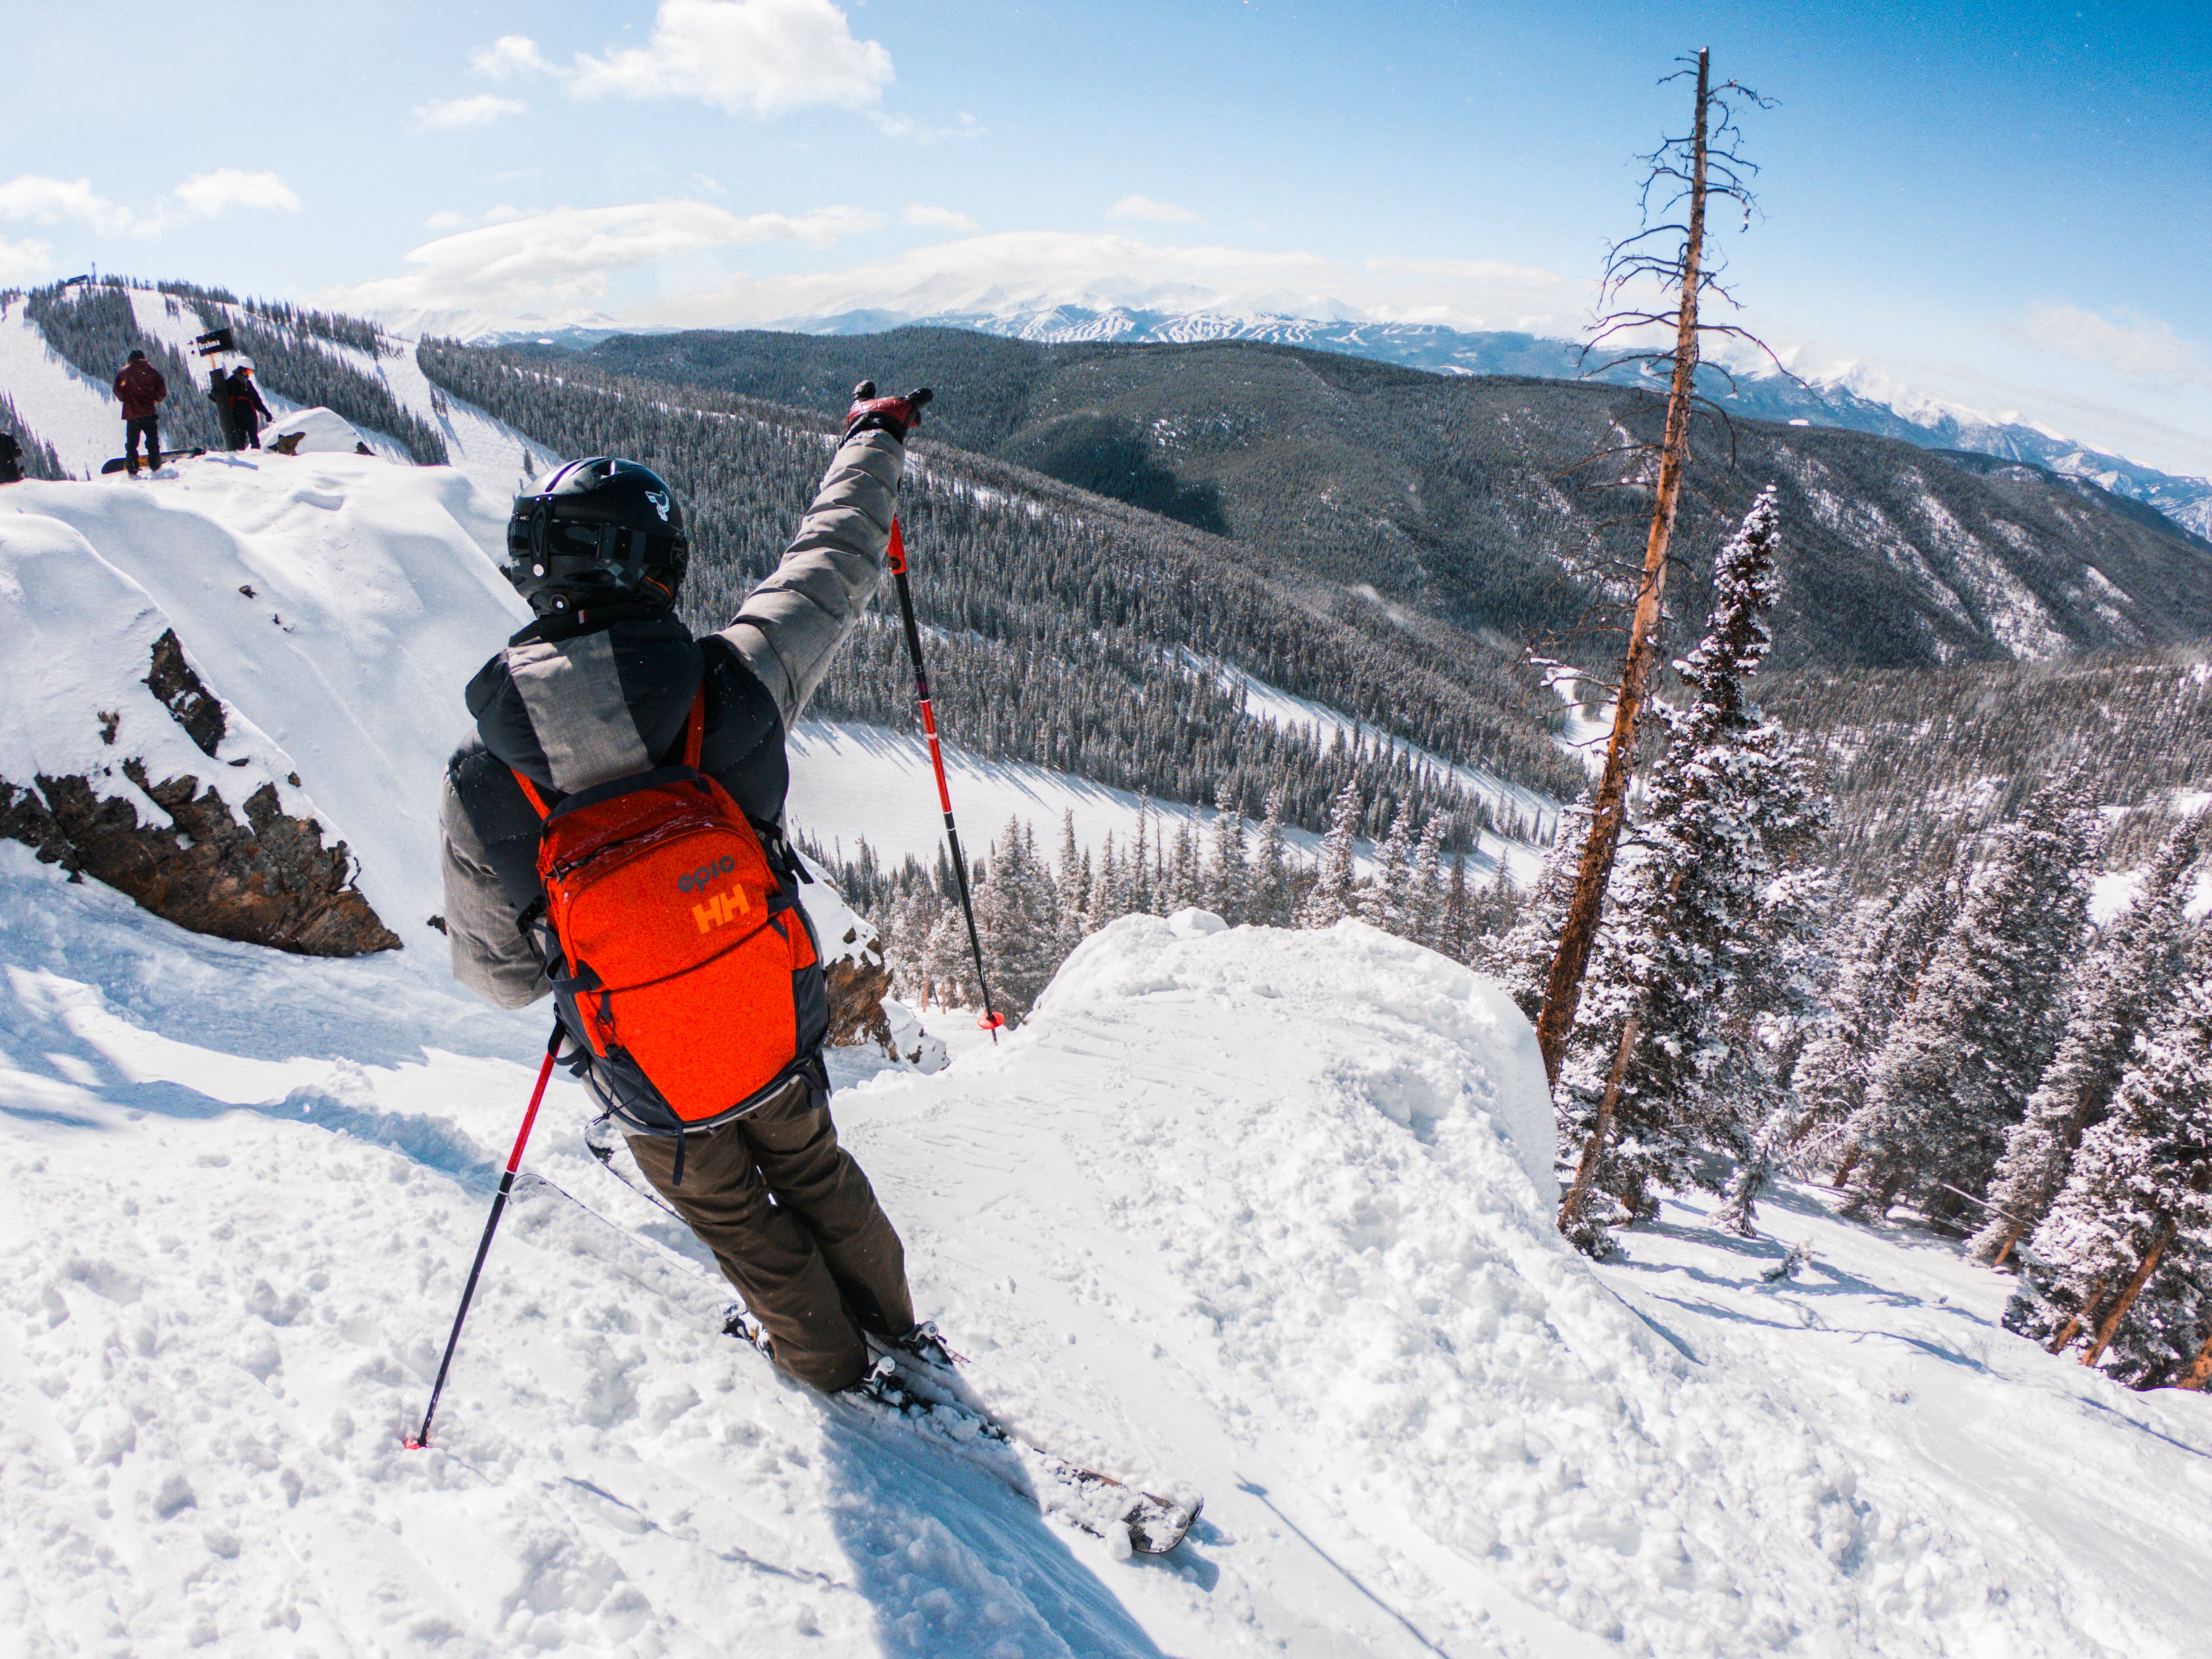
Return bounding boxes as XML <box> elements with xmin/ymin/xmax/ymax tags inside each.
<box><xmin>438</xmin><ymin>428</ymin><xmax>906</xmax><ymax>1008</ymax></box>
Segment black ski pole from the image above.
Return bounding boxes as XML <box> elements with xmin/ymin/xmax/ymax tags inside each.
<box><xmin>406</xmin><ymin>1024</ymin><xmax>563</xmax><ymax>1449</ymax></box>
<box><xmin>885</xmin><ymin>510</ymin><xmax>1003</xmax><ymax>1038</ymax></box>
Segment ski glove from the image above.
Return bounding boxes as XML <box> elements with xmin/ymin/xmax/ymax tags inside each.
<box><xmin>845</xmin><ymin>381</ymin><xmax>932</xmax><ymax>443</ymax></box>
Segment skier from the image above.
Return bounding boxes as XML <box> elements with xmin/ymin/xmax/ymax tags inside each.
<box><xmin>439</xmin><ymin>382</ymin><xmax>931</xmax><ymax>1394</ymax></box>
<box><xmin>217</xmin><ymin>365</ymin><xmax>272</xmax><ymax>450</ymax></box>
<box><xmin>112</xmin><ymin>349</ymin><xmax>166</xmax><ymax>476</ymax></box>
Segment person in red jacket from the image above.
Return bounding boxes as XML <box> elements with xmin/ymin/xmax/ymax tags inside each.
<box><xmin>112</xmin><ymin>350</ymin><xmax>167</xmax><ymax>476</ymax></box>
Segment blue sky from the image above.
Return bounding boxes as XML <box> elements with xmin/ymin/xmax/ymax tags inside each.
<box><xmin>3</xmin><ymin>1</ymin><xmax>2207</xmax><ymax>472</ymax></box>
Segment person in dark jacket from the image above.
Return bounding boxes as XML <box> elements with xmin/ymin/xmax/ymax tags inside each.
<box><xmin>219</xmin><ymin>366</ymin><xmax>272</xmax><ymax>450</ymax></box>
<box><xmin>439</xmin><ymin>383</ymin><xmax>931</xmax><ymax>1394</ymax></box>
<box><xmin>112</xmin><ymin>349</ymin><xmax>166</xmax><ymax>476</ymax></box>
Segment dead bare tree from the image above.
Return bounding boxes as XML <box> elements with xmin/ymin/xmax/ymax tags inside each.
<box><xmin>1533</xmin><ymin>48</ymin><xmax>1779</xmax><ymax>1093</ymax></box>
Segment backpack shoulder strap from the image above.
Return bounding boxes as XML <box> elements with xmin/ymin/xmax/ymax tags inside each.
<box><xmin>511</xmin><ymin>768</ymin><xmax>552</xmax><ymax>821</ymax></box>
<box><xmin>683</xmin><ymin>683</ymin><xmax>706</xmax><ymax>770</ymax></box>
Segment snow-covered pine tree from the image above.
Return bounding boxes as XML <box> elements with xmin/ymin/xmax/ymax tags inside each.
<box><xmin>1054</xmin><ymin>811</ymin><xmax>1087</xmax><ymax>957</ymax></box>
<box><xmin>923</xmin><ymin>903</ymin><xmax>975</xmax><ymax>1013</ymax></box>
<box><xmin>1362</xmin><ymin>802</ymin><xmax>1415</xmax><ymax>933</ymax></box>
<box><xmin>1206</xmin><ymin>781</ymin><xmax>1250</xmax><ymax>924</ymax></box>
<box><xmin>1554</xmin><ymin>487</ymin><xmax>1828</xmax><ymax>1250</ymax></box>
<box><xmin>1128</xmin><ymin>796</ymin><xmax>1154</xmax><ymax>917</ymax></box>
<box><xmin>1304</xmin><ymin>780</ymin><xmax>1364</xmax><ymax>928</ymax></box>
<box><xmin>974</xmin><ymin>816</ymin><xmax>1059</xmax><ymax>1022</ymax></box>
<box><xmin>1484</xmin><ymin>795</ymin><xmax>1593</xmax><ymax>1024</ymax></box>
<box><xmin>1439</xmin><ymin>851</ymin><xmax>1475</xmax><ymax>963</ymax></box>
<box><xmin>1167</xmin><ymin>818</ymin><xmax>1202</xmax><ymax>913</ymax></box>
<box><xmin>1709</xmin><ymin>862</ymin><xmax>1836</xmax><ymax>1235</ymax></box>
<box><xmin>1408</xmin><ymin>812</ymin><xmax>1447</xmax><ymax>950</ymax></box>
<box><xmin>1252</xmin><ymin>786</ymin><xmax>1291</xmax><ymax>927</ymax></box>
<box><xmin>1779</xmin><ymin>872</ymin><xmax>1961</xmax><ymax>1179</ymax></box>
<box><xmin>2005</xmin><ymin>945</ymin><xmax>2212</xmax><ymax>1387</ymax></box>
<box><xmin>1839</xmin><ymin>781</ymin><xmax>2097</xmax><ymax>1227</ymax></box>
<box><xmin>1974</xmin><ymin>812</ymin><xmax>2207</xmax><ymax>1265</ymax></box>
<box><xmin>1088</xmin><ymin>831</ymin><xmax>1123</xmax><ymax>933</ymax></box>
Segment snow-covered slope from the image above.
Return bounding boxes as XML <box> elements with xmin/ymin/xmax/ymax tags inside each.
<box><xmin>5</xmin><ymin>855</ymin><xmax>2208</xmax><ymax>1656</ymax></box>
<box><xmin>1</xmin><ymin>453</ymin><xmax>529</xmax><ymax>945</ymax></box>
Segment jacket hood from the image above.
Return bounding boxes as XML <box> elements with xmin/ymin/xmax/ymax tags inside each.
<box><xmin>466</xmin><ymin>608</ymin><xmax>703</xmax><ymax>795</ymax></box>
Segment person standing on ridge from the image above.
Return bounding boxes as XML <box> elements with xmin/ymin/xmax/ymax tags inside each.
<box><xmin>439</xmin><ymin>381</ymin><xmax>935</xmax><ymax>1394</ymax></box>
<box><xmin>112</xmin><ymin>348</ymin><xmax>166</xmax><ymax>476</ymax></box>
<box><xmin>218</xmin><ymin>364</ymin><xmax>272</xmax><ymax>450</ymax></box>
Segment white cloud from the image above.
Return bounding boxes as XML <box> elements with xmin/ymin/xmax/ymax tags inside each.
<box><xmin>568</xmin><ymin>0</ymin><xmax>892</xmax><ymax>118</ymax></box>
<box><xmin>412</xmin><ymin>94</ymin><xmax>528</xmax><ymax>132</ymax></box>
<box><xmin>0</xmin><ymin>170</ymin><xmax>297</xmax><ymax>236</ymax></box>
<box><xmin>173</xmin><ymin>169</ymin><xmax>301</xmax><ymax>218</ymax></box>
<box><xmin>2013</xmin><ymin>301</ymin><xmax>2211</xmax><ymax>388</ymax></box>
<box><xmin>424</xmin><ymin>210</ymin><xmax>469</xmax><ymax>230</ymax></box>
<box><xmin>330</xmin><ymin>198</ymin><xmax>883</xmax><ymax>320</ymax></box>
<box><xmin>470</xmin><ymin>34</ymin><xmax>557</xmax><ymax>81</ymax></box>
<box><xmin>904</xmin><ymin>203</ymin><xmax>979</xmax><ymax>233</ymax></box>
<box><xmin>872</xmin><ymin>109</ymin><xmax>987</xmax><ymax>144</ymax></box>
<box><xmin>0</xmin><ymin>174</ymin><xmax>136</xmax><ymax>235</ymax></box>
<box><xmin>1106</xmin><ymin>195</ymin><xmax>1202</xmax><ymax>225</ymax></box>
<box><xmin>0</xmin><ymin>235</ymin><xmax>55</xmax><ymax>283</ymax></box>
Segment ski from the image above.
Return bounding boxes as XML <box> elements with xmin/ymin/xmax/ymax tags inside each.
<box><xmin>99</xmin><ymin>447</ymin><xmax>209</xmax><ymax>475</ymax></box>
<box><xmin>528</xmin><ymin>1138</ymin><xmax>1201</xmax><ymax>1553</ymax></box>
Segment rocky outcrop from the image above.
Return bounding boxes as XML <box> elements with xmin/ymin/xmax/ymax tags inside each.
<box><xmin>0</xmin><ymin>763</ymin><xmax>401</xmax><ymax>956</ymax></box>
<box><xmin>822</xmin><ymin>924</ymin><xmax>896</xmax><ymax>1052</ymax></box>
<box><xmin>0</xmin><ymin>627</ymin><xmax>399</xmax><ymax>956</ymax></box>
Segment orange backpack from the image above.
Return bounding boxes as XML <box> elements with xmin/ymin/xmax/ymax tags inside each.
<box><xmin>513</xmin><ymin>687</ymin><xmax>827</xmax><ymax>1172</ymax></box>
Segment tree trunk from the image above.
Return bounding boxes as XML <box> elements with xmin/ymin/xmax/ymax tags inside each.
<box><xmin>1558</xmin><ymin>1013</ymin><xmax>1640</xmax><ymax>1236</ymax></box>
<box><xmin>1983</xmin><ymin>1217</ymin><xmax>2026</xmax><ymax>1269</ymax></box>
<box><xmin>1535</xmin><ymin>49</ymin><xmax>1713</xmax><ymax>1091</ymax></box>
<box><xmin>2046</xmin><ymin>1272</ymin><xmax>2111</xmax><ymax>1356</ymax></box>
<box><xmin>2080</xmin><ymin>1216</ymin><xmax>2178</xmax><ymax>1368</ymax></box>
<box><xmin>2178</xmin><ymin>1329</ymin><xmax>2212</xmax><ymax>1392</ymax></box>
<box><xmin>1830</xmin><ymin>1140</ymin><xmax>1861</xmax><ymax>1189</ymax></box>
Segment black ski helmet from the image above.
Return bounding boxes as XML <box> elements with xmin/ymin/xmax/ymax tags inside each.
<box><xmin>506</xmin><ymin>457</ymin><xmax>689</xmax><ymax>614</ymax></box>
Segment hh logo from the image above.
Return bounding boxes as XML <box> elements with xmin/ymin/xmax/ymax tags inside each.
<box><xmin>693</xmin><ymin>884</ymin><xmax>752</xmax><ymax>933</ymax></box>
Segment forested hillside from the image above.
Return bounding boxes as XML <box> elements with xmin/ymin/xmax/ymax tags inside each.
<box><xmin>416</xmin><ymin>342</ymin><xmax>1583</xmax><ymax>843</ymax></box>
<box><xmin>1761</xmin><ymin>647</ymin><xmax>2212</xmax><ymax>892</ymax></box>
<box><xmin>17</xmin><ymin>277</ymin><xmax>448</xmax><ymax>465</ymax></box>
<box><xmin>527</xmin><ymin>328</ymin><xmax>2212</xmax><ymax>673</ymax></box>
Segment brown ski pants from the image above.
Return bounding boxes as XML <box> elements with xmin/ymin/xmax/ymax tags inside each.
<box><xmin>627</xmin><ymin>1072</ymin><xmax>913</xmax><ymax>1393</ymax></box>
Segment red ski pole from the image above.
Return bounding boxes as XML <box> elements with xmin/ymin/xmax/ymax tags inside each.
<box><xmin>406</xmin><ymin>1024</ymin><xmax>562</xmax><ymax>1449</ymax></box>
<box><xmin>886</xmin><ymin>514</ymin><xmax>1003</xmax><ymax>1038</ymax></box>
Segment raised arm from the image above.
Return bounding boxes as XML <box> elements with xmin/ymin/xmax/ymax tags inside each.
<box><xmin>714</xmin><ymin>385</ymin><xmax>928</xmax><ymax>728</ymax></box>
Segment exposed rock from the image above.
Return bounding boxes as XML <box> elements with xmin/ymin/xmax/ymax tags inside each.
<box><xmin>144</xmin><ymin>629</ymin><xmax>225</xmax><ymax>757</ymax></box>
<box><xmin>824</xmin><ymin>943</ymin><xmax>895</xmax><ymax>1052</ymax></box>
<box><xmin>0</xmin><ymin>762</ymin><xmax>400</xmax><ymax>956</ymax></box>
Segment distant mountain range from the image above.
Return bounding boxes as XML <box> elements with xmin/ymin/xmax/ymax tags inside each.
<box><xmin>517</xmin><ymin>326</ymin><xmax>2212</xmax><ymax>676</ymax></box>
<box><xmin>503</xmin><ymin>306</ymin><xmax>2212</xmax><ymax>543</ymax></box>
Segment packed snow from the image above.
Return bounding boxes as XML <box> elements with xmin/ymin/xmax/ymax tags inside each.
<box><xmin>5</xmin><ymin>850</ymin><xmax>2209</xmax><ymax>1655</ymax></box>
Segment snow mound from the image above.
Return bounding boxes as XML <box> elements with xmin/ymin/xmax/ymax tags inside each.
<box><xmin>0</xmin><ymin>455</ymin><xmax>528</xmax><ymax>945</ymax></box>
<box><xmin>263</xmin><ymin>405</ymin><xmax>371</xmax><ymax>455</ymax></box>
<box><xmin>0</xmin><ymin>512</ymin><xmax>297</xmax><ymax>814</ymax></box>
